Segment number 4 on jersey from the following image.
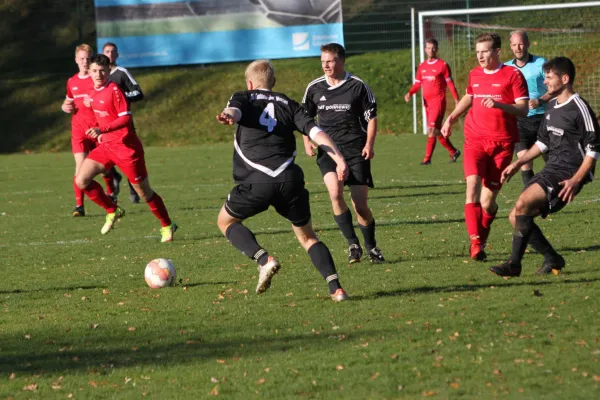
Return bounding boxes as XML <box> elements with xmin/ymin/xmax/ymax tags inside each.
<box><xmin>259</xmin><ymin>102</ymin><xmax>278</xmax><ymax>132</ymax></box>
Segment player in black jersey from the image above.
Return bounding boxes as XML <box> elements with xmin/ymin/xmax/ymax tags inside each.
<box><xmin>103</xmin><ymin>42</ymin><xmax>145</xmax><ymax>204</ymax></box>
<box><xmin>216</xmin><ymin>59</ymin><xmax>351</xmax><ymax>302</ymax></box>
<box><xmin>491</xmin><ymin>57</ymin><xmax>600</xmax><ymax>277</ymax></box>
<box><xmin>302</xmin><ymin>43</ymin><xmax>384</xmax><ymax>264</ymax></box>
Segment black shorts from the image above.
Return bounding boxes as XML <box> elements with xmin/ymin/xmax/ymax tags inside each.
<box><xmin>526</xmin><ymin>167</ymin><xmax>582</xmax><ymax>218</ymax></box>
<box><xmin>316</xmin><ymin>150</ymin><xmax>374</xmax><ymax>188</ymax></box>
<box><xmin>224</xmin><ymin>181</ymin><xmax>311</xmax><ymax>227</ymax></box>
<box><xmin>515</xmin><ymin>114</ymin><xmax>544</xmax><ymax>153</ymax></box>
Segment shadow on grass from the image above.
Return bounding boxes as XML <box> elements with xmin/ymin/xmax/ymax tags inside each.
<box><xmin>0</xmin><ymin>285</ymin><xmax>98</xmax><ymax>295</ymax></box>
<box><xmin>357</xmin><ymin>277</ymin><xmax>600</xmax><ymax>300</ymax></box>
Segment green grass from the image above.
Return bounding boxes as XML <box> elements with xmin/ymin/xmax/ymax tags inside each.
<box><xmin>2</xmin><ymin>135</ymin><xmax>599</xmax><ymax>398</ymax></box>
<box><xmin>1</xmin><ymin>50</ymin><xmax>414</xmax><ymax>154</ymax></box>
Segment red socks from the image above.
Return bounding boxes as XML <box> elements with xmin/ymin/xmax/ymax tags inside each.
<box><xmin>437</xmin><ymin>135</ymin><xmax>457</xmax><ymax>155</ymax></box>
<box><xmin>464</xmin><ymin>202</ymin><xmax>483</xmax><ymax>246</ymax></box>
<box><xmin>424</xmin><ymin>136</ymin><xmax>436</xmax><ymax>161</ymax></box>
<box><xmin>480</xmin><ymin>207</ymin><xmax>497</xmax><ymax>245</ymax></box>
<box><xmin>73</xmin><ymin>176</ymin><xmax>84</xmax><ymax>207</ymax></box>
<box><xmin>83</xmin><ymin>180</ymin><xmax>117</xmax><ymax>213</ymax></box>
<box><xmin>147</xmin><ymin>192</ymin><xmax>171</xmax><ymax>227</ymax></box>
<box><xmin>102</xmin><ymin>172</ymin><xmax>114</xmax><ymax>195</ymax></box>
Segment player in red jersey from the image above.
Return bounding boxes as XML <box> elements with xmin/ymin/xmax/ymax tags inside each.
<box><xmin>61</xmin><ymin>44</ymin><xmax>116</xmax><ymax>217</ymax></box>
<box><xmin>405</xmin><ymin>38</ymin><xmax>461</xmax><ymax>165</ymax></box>
<box><xmin>74</xmin><ymin>54</ymin><xmax>177</xmax><ymax>242</ymax></box>
<box><xmin>441</xmin><ymin>33</ymin><xmax>529</xmax><ymax>261</ymax></box>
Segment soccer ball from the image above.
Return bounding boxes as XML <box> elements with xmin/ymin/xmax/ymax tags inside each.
<box><xmin>249</xmin><ymin>0</ymin><xmax>342</xmax><ymax>26</ymax></box>
<box><xmin>144</xmin><ymin>258</ymin><xmax>176</xmax><ymax>289</ymax></box>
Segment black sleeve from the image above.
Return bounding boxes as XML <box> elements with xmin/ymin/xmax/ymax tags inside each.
<box><xmin>578</xmin><ymin>101</ymin><xmax>600</xmax><ymax>158</ymax></box>
<box><xmin>290</xmin><ymin>99</ymin><xmax>317</xmax><ymax>136</ymax></box>
<box><xmin>225</xmin><ymin>91</ymin><xmax>249</xmax><ymax>123</ymax></box>
<box><xmin>357</xmin><ymin>81</ymin><xmax>377</xmax><ymax>122</ymax></box>
<box><xmin>536</xmin><ymin>110</ymin><xmax>550</xmax><ymax>152</ymax></box>
<box><xmin>119</xmin><ymin>70</ymin><xmax>144</xmax><ymax>102</ymax></box>
<box><xmin>301</xmin><ymin>85</ymin><xmax>317</xmax><ymax>118</ymax></box>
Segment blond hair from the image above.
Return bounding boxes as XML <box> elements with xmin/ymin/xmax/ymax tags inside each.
<box><xmin>509</xmin><ymin>29</ymin><xmax>529</xmax><ymax>43</ymax></box>
<box><xmin>245</xmin><ymin>59</ymin><xmax>275</xmax><ymax>89</ymax></box>
<box><xmin>75</xmin><ymin>43</ymin><xmax>94</xmax><ymax>56</ymax></box>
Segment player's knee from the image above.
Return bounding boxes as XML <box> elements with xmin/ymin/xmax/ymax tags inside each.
<box><xmin>508</xmin><ymin>208</ymin><xmax>517</xmax><ymax>227</ymax></box>
<box><xmin>137</xmin><ymin>187</ymin><xmax>153</xmax><ymax>202</ymax></box>
<box><xmin>514</xmin><ymin>197</ymin><xmax>529</xmax><ymax>215</ymax></box>
<box><xmin>329</xmin><ymin>190</ymin><xmax>345</xmax><ymax>205</ymax></box>
<box><xmin>75</xmin><ymin>175</ymin><xmax>90</xmax><ymax>190</ymax></box>
<box><xmin>352</xmin><ymin>201</ymin><xmax>370</xmax><ymax>217</ymax></box>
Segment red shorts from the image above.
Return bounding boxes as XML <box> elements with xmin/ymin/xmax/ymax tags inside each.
<box><xmin>71</xmin><ymin>128</ymin><xmax>97</xmax><ymax>154</ymax></box>
<box><xmin>463</xmin><ymin>138</ymin><xmax>514</xmax><ymax>190</ymax></box>
<box><xmin>424</xmin><ymin>97</ymin><xmax>446</xmax><ymax>130</ymax></box>
<box><xmin>86</xmin><ymin>137</ymin><xmax>148</xmax><ymax>184</ymax></box>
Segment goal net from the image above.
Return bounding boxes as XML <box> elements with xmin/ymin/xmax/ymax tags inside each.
<box><xmin>413</xmin><ymin>2</ymin><xmax>600</xmax><ymax>134</ymax></box>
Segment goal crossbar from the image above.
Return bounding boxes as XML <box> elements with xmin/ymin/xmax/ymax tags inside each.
<box><xmin>411</xmin><ymin>1</ymin><xmax>600</xmax><ymax>134</ymax></box>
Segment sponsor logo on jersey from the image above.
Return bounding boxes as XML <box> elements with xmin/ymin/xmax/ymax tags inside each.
<box><xmin>421</xmin><ymin>69</ymin><xmax>426</xmax><ymax>73</ymax></box>
<box><xmin>318</xmin><ymin>103</ymin><xmax>351</xmax><ymax>111</ymax></box>
<box><xmin>473</xmin><ymin>84</ymin><xmax>480</xmax><ymax>87</ymax></box>
<box><xmin>473</xmin><ymin>94</ymin><xmax>503</xmax><ymax>99</ymax></box>
<box><xmin>93</xmin><ymin>110</ymin><xmax>110</xmax><ymax>118</ymax></box>
<box><xmin>73</xmin><ymin>86</ymin><xmax>78</xmax><ymax>90</ymax></box>
<box><xmin>320</xmin><ymin>96</ymin><xmax>326</xmax><ymax>101</ymax></box>
<box><xmin>432</xmin><ymin>69</ymin><xmax>437</xmax><ymax>72</ymax></box>
<box><xmin>547</xmin><ymin>125</ymin><xmax>564</xmax><ymax>136</ymax></box>
<box><xmin>250</xmin><ymin>93</ymin><xmax>289</xmax><ymax>105</ymax></box>
<box><xmin>492</xmin><ymin>83</ymin><xmax>501</xmax><ymax>87</ymax></box>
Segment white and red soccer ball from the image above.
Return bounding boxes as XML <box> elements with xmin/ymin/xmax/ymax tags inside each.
<box><xmin>144</xmin><ymin>258</ymin><xmax>176</xmax><ymax>288</ymax></box>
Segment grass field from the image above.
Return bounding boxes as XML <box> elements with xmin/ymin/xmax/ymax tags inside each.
<box><xmin>2</xmin><ymin>134</ymin><xmax>599</xmax><ymax>398</ymax></box>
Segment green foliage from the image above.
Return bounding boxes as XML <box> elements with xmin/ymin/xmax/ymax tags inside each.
<box><xmin>1</xmin><ymin>136</ymin><xmax>599</xmax><ymax>398</ymax></box>
<box><xmin>1</xmin><ymin>50</ymin><xmax>415</xmax><ymax>153</ymax></box>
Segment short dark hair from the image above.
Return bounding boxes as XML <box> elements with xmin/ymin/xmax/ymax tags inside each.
<box><xmin>543</xmin><ymin>57</ymin><xmax>576</xmax><ymax>85</ymax></box>
<box><xmin>476</xmin><ymin>32</ymin><xmax>501</xmax><ymax>50</ymax></box>
<box><xmin>320</xmin><ymin>43</ymin><xmax>346</xmax><ymax>60</ymax></box>
<box><xmin>425</xmin><ymin>38</ymin><xmax>438</xmax><ymax>47</ymax></box>
<box><xmin>102</xmin><ymin>42</ymin><xmax>118</xmax><ymax>52</ymax></box>
<box><xmin>90</xmin><ymin>54</ymin><xmax>111</xmax><ymax>68</ymax></box>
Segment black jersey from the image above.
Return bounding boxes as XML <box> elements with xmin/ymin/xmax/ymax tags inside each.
<box><xmin>537</xmin><ymin>93</ymin><xmax>600</xmax><ymax>183</ymax></box>
<box><xmin>226</xmin><ymin>89</ymin><xmax>318</xmax><ymax>184</ymax></box>
<box><xmin>109</xmin><ymin>66</ymin><xmax>144</xmax><ymax>102</ymax></box>
<box><xmin>302</xmin><ymin>72</ymin><xmax>377</xmax><ymax>161</ymax></box>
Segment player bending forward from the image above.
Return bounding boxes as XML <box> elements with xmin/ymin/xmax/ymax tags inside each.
<box><xmin>405</xmin><ymin>38</ymin><xmax>461</xmax><ymax>165</ymax></box>
<box><xmin>216</xmin><ymin>59</ymin><xmax>350</xmax><ymax>302</ymax></box>
<box><xmin>441</xmin><ymin>33</ymin><xmax>529</xmax><ymax>261</ymax></box>
<box><xmin>74</xmin><ymin>54</ymin><xmax>177</xmax><ymax>242</ymax></box>
<box><xmin>491</xmin><ymin>57</ymin><xmax>600</xmax><ymax>277</ymax></box>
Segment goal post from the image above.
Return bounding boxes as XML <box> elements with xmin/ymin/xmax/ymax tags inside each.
<box><xmin>412</xmin><ymin>1</ymin><xmax>600</xmax><ymax>135</ymax></box>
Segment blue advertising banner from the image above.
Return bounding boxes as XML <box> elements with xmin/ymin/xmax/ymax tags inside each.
<box><xmin>94</xmin><ymin>0</ymin><xmax>344</xmax><ymax>68</ymax></box>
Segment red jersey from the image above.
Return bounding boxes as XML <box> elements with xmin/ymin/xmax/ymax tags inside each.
<box><xmin>409</xmin><ymin>58</ymin><xmax>458</xmax><ymax>100</ymax></box>
<box><xmin>464</xmin><ymin>64</ymin><xmax>529</xmax><ymax>142</ymax></box>
<box><xmin>65</xmin><ymin>73</ymin><xmax>97</xmax><ymax>134</ymax></box>
<box><xmin>88</xmin><ymin>81</ymin><xmax>135</xmax><ymax>144</ymax></box>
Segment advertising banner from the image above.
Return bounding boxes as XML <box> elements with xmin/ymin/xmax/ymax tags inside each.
<box><xmin>94</xmin><ymin>0</ymin><xmax>344</xmax><ymax>68</ymax></box>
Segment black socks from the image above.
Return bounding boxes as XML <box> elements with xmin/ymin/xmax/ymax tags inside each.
<box><xmin>225</xmin><ymin>223</ymin><xmax>269</xmax><ymax>266</ymax></box>
<box><xmin>308</xmin><ymin>241</ymin><xmax>341</xmax><ymax>294</ymax></box>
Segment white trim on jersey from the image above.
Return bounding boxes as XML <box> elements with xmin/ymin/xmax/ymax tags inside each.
<box><xmin>552</xmin><ymin>93</ymin><xmax>576</xmax><ymax>109</ymax></box>
<box><xmin>573</xmin><ymin>95</ymin><xmax>595</xmax><ymax>133</ymax></box>
<box><xmin>535</xmin><ymin>140</ymin><xmax>548</xmax><ymax>153</ymax></box>
<box><xmin>118</xmin><ymin>111</ymin><xmax>132</xmax><ymax>116</ymax></box>
<box><xmin>325</xmin><ymin>72</ymin><xmax>350</xmax><ymax>90</ymax></box>
<box><xmin>65</xmin><ymin>96</ymin><xmax>74</xmax><ymax>100</ymax></box>
<box><xmin>414</xmin><ymin>79</ymin><xmax>421</xmax><ymax>83</ymax></box>
<box><xmin>426</xmin><ymin>59</ymin><xmax>439</xmax><ymax>65</ymax></box>
<box><xmin>483</xmin><ymin>64</ymin><xmax>503</xmax><ymax>74</ymax></box>
<box><xmin>309</xmin><ymin>126</ymin><xmax>322</xmax><ymax>140</ymax></box>
<box><xmin>302</xmin><ymin>76</ymin><xmax>327</xmax><ymax>103</ymax></box>
<box><xmin>349</xmin><ymin>75</ymin><xmax>376</xmax><ymax>103</ymax></box>
<box><xmin>113</xmin><ymin>66</ymin><xmax>138</xmax><ymax>85</ymax></box>
<box><xmin>234</xmin><ymin>139</ymin><xmax>296</xmax><ymax>178</ymax></box>
<box><xmin>577</xmin><ymin>143</ymin><xmax>596</xmax><ymax>180</ymax></box>
<box><xmin>514</xmin><ymin>96</ymin><xmax>530</xmax><ymax>101</ymax></box>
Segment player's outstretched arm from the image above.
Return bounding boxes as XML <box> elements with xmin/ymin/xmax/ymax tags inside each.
<box><xmin>311</xmin><ymin>129</ymin><xmax>348</xmax><ymax>181</ymax></box>
<box><xmin>501</xmin><ymin>144</ymin><xmax>543</xmax><ymax>184</ymax></box>
<box><xmin>441</xmin><ymin>94</ymin><xmax>472</xmax><ymax>137</ymax></box>
<box><xmin>216</xmin><ymin>108</ymin><xmax>241</xmax><ymax>125</ymax></box>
